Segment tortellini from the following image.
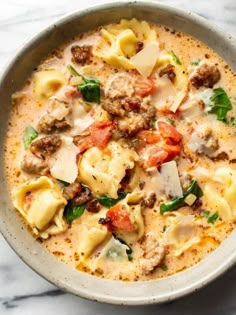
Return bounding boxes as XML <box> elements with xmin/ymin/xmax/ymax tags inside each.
<box><xmin>94</xmin><ymin>18</ymin><xmax>159</xmax><ymax>70</ymax></box>
<box><xmin>114</xmin><ymin>192</ymin><xmax>145</xmax><ymax>244</ymax></box>
<box><xmin>164</xmin><ymin>213</ymin><xmax>200</xmax><ymax>256</ymax></box>
<box><xmin>76</xmin><ymin>210</ymin><xmax>109</xmax><ymax>263</ymax></box>
<box><xmin>33</xmin><ymin>69</ymin><xmax>66</xmax><ymax>101</ymax></box>
<box><xmin>202</xmin><ymin>167</ymin><xmax>236</xmax><ymax>221</ymax></box>
<box><xmin>13</xmin><ymin>176</ymin><xmax>67</xmax><ymax>238</ymax></box>
<box><xmin>78</xmin><ymin>141</ymin><xmax>138</xmax><ymax>198</ymax></box>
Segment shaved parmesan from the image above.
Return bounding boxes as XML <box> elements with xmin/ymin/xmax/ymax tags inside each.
<box><xmin>130</xmin><ymin>43</ymin><xmax>159</xmax><ymax>77</ymax></box>
<box><xmin>50</xmin><ymin>136</ymin><xmax>79</xmax><ymax>183</ymax></box>
<box><xmin>70</xmin><ymin>103</ymin><xmax>94</xmax><ymax>136</ymax></box>
<box><xmin>160</xmin><ymin>161</ymin><xmax>182</xmax><ymax>197</ymax></box>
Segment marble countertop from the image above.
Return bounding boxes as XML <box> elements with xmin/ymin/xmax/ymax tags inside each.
<box><xmin>1</xmin><ymin>0</ymin><xmax>236</xmax><ymax>314</ymax></box>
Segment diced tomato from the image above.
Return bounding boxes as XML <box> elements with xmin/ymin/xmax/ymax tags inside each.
<box><xmin>135</xmin><ymin>77</ymin><xmax>156</xmax><ymax>97</ymax></box>
<box><xmin>158</xmin><ymin>121</ymin><xmax>182</xmax><ymax>144</ymax></box>
<box><xmin>161</xmin><ymin>143</ymin><xmax>181</xmax><ymax>159</ymax></box>
<box><xmin>143</xmin><ymin>147</ymin><xmax>169</xmax><ymax>169</ymax></box>
<box><xmin>75</xmin><ymin>136</ymin><xmax>93</xmax><ymax>153</ymax></box>
<box><xmin>90</xmin><ymin>121</ymin><xmax>114</xmax><ymax>149</ymax></box>
<box><xmin>106</xmin><ymin>204</ymin><xmax>133</xmax><ymax>232</ymax></box>
<box><xmin>137</xmin><ymin>130</ymin><xmax>161</xmax><ymax>144</ymax></box>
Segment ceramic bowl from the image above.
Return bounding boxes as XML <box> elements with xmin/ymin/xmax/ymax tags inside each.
<box><xmin>1</xmin><ymin>0</ymin><xmax>236</xmax><ymax>305</ymax></box>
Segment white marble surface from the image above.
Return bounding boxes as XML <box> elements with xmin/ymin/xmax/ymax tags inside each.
<box><xmin>1</xmin><ymin>0</ymin><xmax>236</xmax><ymax>314</ymax></box>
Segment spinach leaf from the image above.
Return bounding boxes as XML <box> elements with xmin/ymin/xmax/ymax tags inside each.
<box><xmin>23</xmin><ymin>126</ymin><xmax>38</xmax><ymax>149</ymax></box>
<box><xmin>171</xmin><ymin>50</ymin><xmax>182</xmax><ymax>65</ymax></box>
<box><xmin>64</xmin><ymin>202</ymin><xmax>86</xmax><ymax>224</ymax></box>
<box><xmin>78</xmin><ymin>78</ymin><xmax>100</xmax><ymax>103</ymax></box>
<box><xmin>160</xmin><ymin>265</ymin><xmax>168</xmax><ymax>271</ymax></box>
<box><xmin>200</xmin><ymin>210</ymin><xmax>219</xmax><ymax>224</ymax></box>
<box><xmin>160</xmin><ymin>180</ymin><xmax>203</xmax><ymax>214</ymax></box>
<box><xmin>209</xmin><ymin>87</ymin><xmax>232</xmax><ymax>122</ymax></box>
<box><xmin>68</xmin><ymin>64</ymin><xmax>100</xmax><ymax>103</ymax></box>
<box><xmin>113</xmin><ymin>234</ymin><xmax>133</xmax><ymax>261</ymax></box>
<box><xmin>96</xmin><ymin>192</ymin><xmax>127</xmax><ymax>208</ymax></box>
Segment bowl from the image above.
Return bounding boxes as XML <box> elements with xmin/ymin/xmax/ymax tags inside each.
<box><xmin>1</xmin><ymin>0</ymin><xmax>236</xmax><ymax>305</ymax></box>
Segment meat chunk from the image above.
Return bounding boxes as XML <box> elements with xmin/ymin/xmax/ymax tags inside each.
<box><xmin>71</xmin><ymin>45</ymin><xmax>92</xmax><ymax>65</ymax></box>
<box><xmin>102</xmin><ymin>98</ymin><xmax>125</xmax><ymax>117</ymax></box>
<box><xmin>72</xmin><ymin>186</ymin><xmax>93</xmax><ymax>206</ymax></box>
<box><xmin>86</xmin><ymin>199</ymin><xmax>101</xmax><ymax>213</ymax></box>
<box><xmin>115</xmin><ymin>104</ymin><xmax>156</xmax><ymax>137</ymax></box>
<box><xmin>37</xmin><ymin>114</ymin><xmax>70</xmax><ymax>134</ymax></box>
<box><xmin>190</xmin><ymin>62</ymin><xmax>221</xmax><ymax>88</ymax></box>
<box><xmin>115</xmin><ymin>112</ymin><xmax>149</xmax><ymax>137</ymax></box>
<box><xmin>120</xmin><ymin>97</ymin><xmax>141</xmax><ymax>112</ymax></box>
<box><xmin>136</xmin><ymin>41</ymin><xmax>144</xmax><ymax>53</ymax></box>
<box><xmin>139</xmin><ymin>234</ymin><xmax>165</xmax><ymax>274</ymax></box>
<box><xmin>141</xmin><ymin>192</ymin><xmax>157</xmax><ymax>208</ymax></box>
<box><xmin>62</xmin><ymin>182</ymin><xmax>81</xmax><ymax>200</ymax></box>
<box><xmin>30</xmin><ymin>135</ymin><xmax>62</xmax><ymax>158</ymax></box>
<box><xmin>21</xmin><ymin>154</ymin><xmax>49</xmax><ymax>175</ymax></box>
<box><xmin>159</xmin><ymin>64</ymin><xmax>176</xmax><ymax>82</ymax></box>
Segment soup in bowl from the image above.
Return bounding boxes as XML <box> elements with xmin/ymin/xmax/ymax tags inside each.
<box><xmin>1</xmin><ymin>1</ymin><xmax>236</xmax><ymax>305</ymax></box>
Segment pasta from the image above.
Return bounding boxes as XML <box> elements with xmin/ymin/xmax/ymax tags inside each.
<box><xmin>5</xmin><ymin>18</ymin><xmax>236</xmax><ymax>281</ymax></box>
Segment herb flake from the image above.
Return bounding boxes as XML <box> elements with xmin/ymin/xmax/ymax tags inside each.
<box><xmin>113</xmin><ymin>234</ymin><xmax>133</xmax><ymax>261</ymax></box>
<box><xmin>171</xmin><ymin>50</ymin><xmax>182</xmax><ymax>65</ymax></box>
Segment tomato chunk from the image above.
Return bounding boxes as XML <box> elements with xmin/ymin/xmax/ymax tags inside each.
<box><xmin>74</xmin><ymin>136</ymin><xmax>93</xmax><ymax>153</ymax></box>
<box><xmin>90</xmin><ymin>121</ymin><xmax>114</xmax><ymax>149</ymax></box>
<box><xmin>135</xmin><ymin>77</ymin><xmax>156</xmax><ymax>97</ymax></box>
<box><xmin>137</xmin><ymin>130</ymin><xmax>161</xmax><ymax>144</ymax></box>
<box><xmin>143</xmin><ymin>147</ymin><xmax>169</xmax><ymax>169</ymax></box>
<box><xmin>106</xmin><ymin>204</ymin><xmax>133</xmax><ymax>232</ymax></box>
<box><xmin>158</xmin><ymin>121</ymin><xmax>182</xmax><ymax>144</ymax></box>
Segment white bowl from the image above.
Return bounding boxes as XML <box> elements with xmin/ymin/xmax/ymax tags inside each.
<box><xmin>0</xmin><ymin>0</ymin><xmax>236</xmax><ymax>305</ymax></box>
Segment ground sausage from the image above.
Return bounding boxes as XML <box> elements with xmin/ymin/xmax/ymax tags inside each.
<box><xmin>37</xmin><ymin>114</ymin><xmax>70</xmax><ymax>134</ymax></box>
<box><xmin>86</xmin><ymin>199</ymin><xmax>101</xmax><ymax>213</ymax></box>
<box><xmin>139</xmin><ymin>234</ymin><xmax>165</xmax><ymax>274</ymax></box>
<box><xmin>190</xmin><ymin>62</ymin><xmax>221</xmax><ymax>88</ymax></box>
<box><xmin>141</xmin><ymin>192</ymin><xmax>157</xmax><ymax>208</ymax></box>
<box><xmin>63</xmin><ymin>182</ymin><xmax>81</xmax><ymax>200</ymax></box>
<box><xmin>159</xmin><ymin>64</ymin><xmax>176</xmax><ymax>82</ymax></box>
<box><xmin>30</xmin><ymin>135</ymin><xmax>62</xmax><ymax>158</ymax></box>
<box><xmin>71</xmin><ymin>45</ymin><xmax>92</xmax><ymax>65</ymax></box>
<box><xmin>21</xmin><ymin>154</ymin><xmax>49</xmax><ymax>175</ymax></box>
<box><xmin>72</xmin><ymin>186</ymin><xmax>93</xmax><ymax>206</ymax></box>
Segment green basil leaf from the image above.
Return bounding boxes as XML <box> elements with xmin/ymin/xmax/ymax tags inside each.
<box><xmin>64</xmin><ymin>202</ymin><xmax>86</xmax><ymax>224</ymax></box>
<box><xmin>160</xmin><ymin>180</ymin><xmax>203</xmax><ymax>214</ymax></box>
<box><xmin>23</xmin><ymin>126</ymin><xmax>38</xmax><ymax>149</ymax></box>
<box><xmin>209</xmin><ymin>87</ymin><xmax>232</xmax><ymax>122</ymax></box>
<box><xmin>171</xmin><ymin>50</ymin><xmax>182</xmax><ymax>65</ymax></box>
<box><xmin>78</xmin><ymin>80</ymin><xmax>100</xmax><ymax>103</ymax></box>
<box><xmin>160</xmin><ymin>265</ymin><xmax>168</xmax><ymax>271</ymax></box>
<box><xmin>96</xmin><ymin>192</ymin><xmax>127</xmax><ymax>208</ymax></box>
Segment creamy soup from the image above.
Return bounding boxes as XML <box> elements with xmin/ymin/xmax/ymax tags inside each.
<box><xmin>5</xmin><ymin>19</ymin><xmax>236</xmax><ymax>281</ymax></box>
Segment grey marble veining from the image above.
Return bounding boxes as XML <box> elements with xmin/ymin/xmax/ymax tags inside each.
<box><xmin>1</xmin><ymin>0</ymin><xmax>236</xmax><ymax>314</ymax></box>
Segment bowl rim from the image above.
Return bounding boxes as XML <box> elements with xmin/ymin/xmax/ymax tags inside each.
<box><xmin>1</xmin><ymin>0</ymin><xmax>236</xmax><ymax>305</ymax></box>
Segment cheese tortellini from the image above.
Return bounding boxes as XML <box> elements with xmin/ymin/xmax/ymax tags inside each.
<box><xmin>79</xmin><ymin>141</ymin><xmax>138</xmax><ymax>198</ymax></box>
<box><xmin>164</xmin><ymin>213</ymin><xmax>201</xmax><ymax>256</ymax></box>
<box><xmin>203</xmin><ymin>167</ymin><xmax>236</xmax><ymax>221</ymax></box>
<box><xmin>94</xmin><ymin>18</ymin><xmax>159</xmax><ymax>70</ymax></box>
<box><xmin>33</xmin><ymin>69</ymin><xmax>66</xmax><ymax>101</ymax></box>
<box><xmin>13</xmin><ymin>176</ymin><xmax>67</xmax><ymax>238</ymax></box>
